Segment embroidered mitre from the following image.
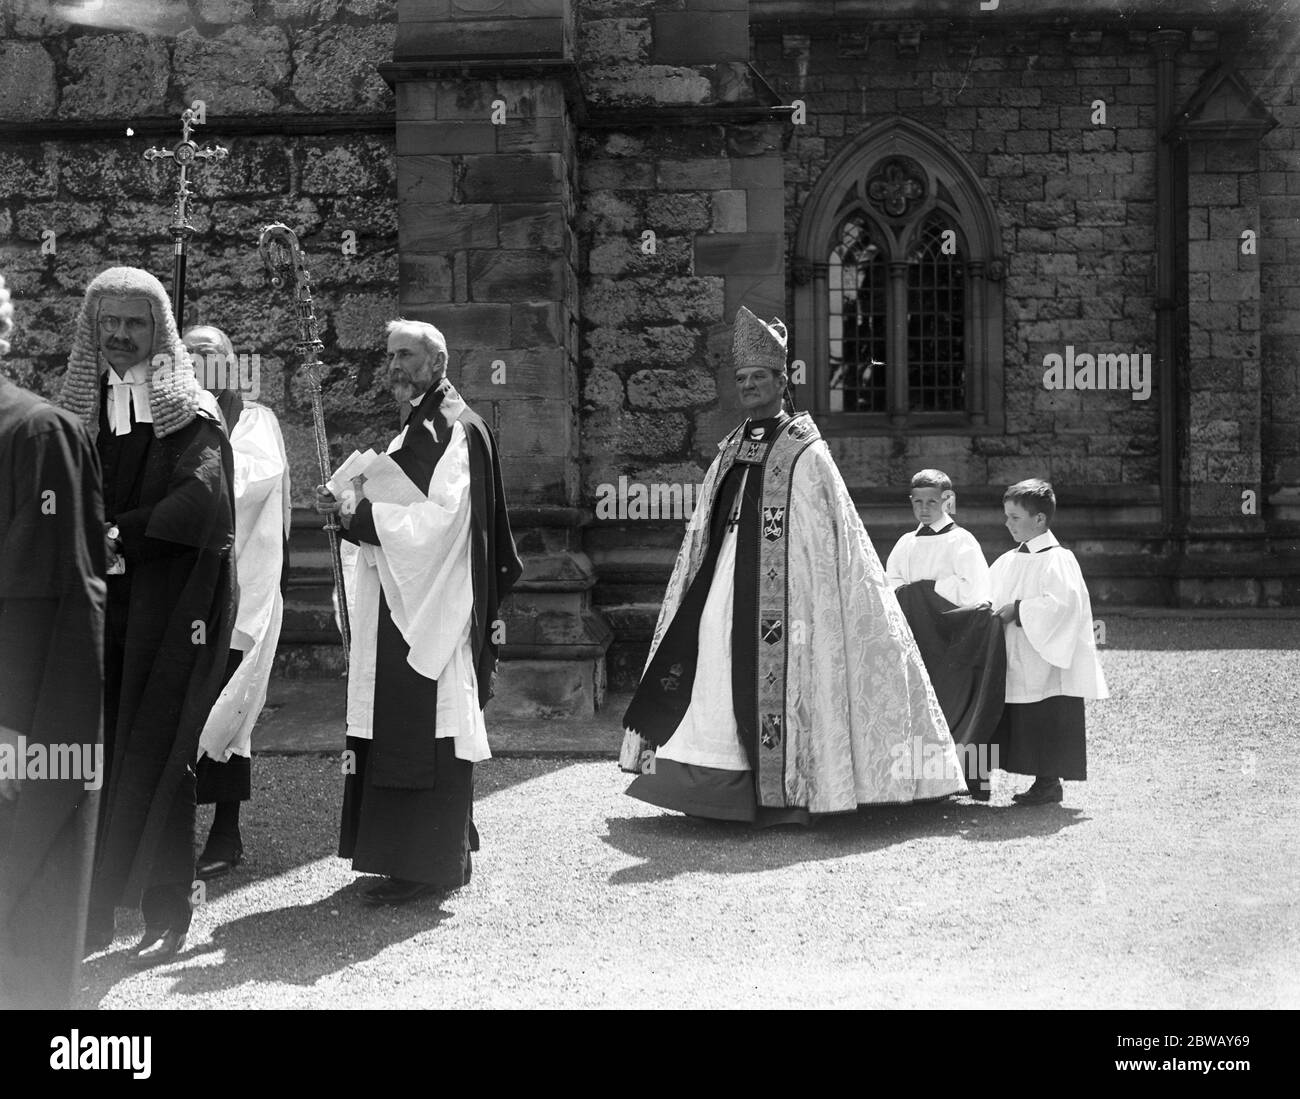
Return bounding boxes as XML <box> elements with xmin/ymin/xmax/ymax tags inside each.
<box><xmin>731</xmin><ymin>305</ymin><xmax>788</xmax><ymax>374</ymax></box>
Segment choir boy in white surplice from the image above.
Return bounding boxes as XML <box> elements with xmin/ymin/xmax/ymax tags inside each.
<box><xmin>989</xmin><ymin>479</ymin><xmax>1107</xmax><ymax>806</ymax></box>
<box><xmin>887</xmin><ymin>469</ymin><xmax>1004</xmax><ymax>799</ymax></box>
<box><xmin>885</xmin><ymin>469</ymin><xmax>992</xmax><ymax>606</ymax></box>
<box><xmin>315</xmin><ymin>319</ymin><xmax>520</xmax><ymax>907</ymax></box>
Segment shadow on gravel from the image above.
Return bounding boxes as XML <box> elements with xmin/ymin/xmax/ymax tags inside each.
<box><xmin>80</xmin><ymin>880</ymin><xmax>456</xmax><ymax>1001</ymax></box>
<box><xmin>604</xmin><ymin>797</ymin><xmax>1088</xmax><ymax>884</ymax></box>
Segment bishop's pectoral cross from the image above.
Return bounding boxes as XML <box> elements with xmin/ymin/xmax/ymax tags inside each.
<box><xmin>728</xmin><ymin>425</ymin><xmax>770</xmax><ymax>530</ymax></box>
<box><xmin>727</xmin><ymin>468</ymin><xmax>749</xmax><ymax>531</ymax></box>
<box><xmin>143</xmin><ymin>105</ymin><xmax>228</xmax><ymax>327</ymax></box>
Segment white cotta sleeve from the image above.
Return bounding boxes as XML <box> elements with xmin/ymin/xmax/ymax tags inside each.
<box><xmin>884</xmin><ymin>534</ymin><xmax>909</xmax><ymax>589</ymax></box>
<box><xmin>934</xmin><ymin>531</ymin><xmax>993</xmax><ymax>606</ymax></box>
<box><xmin>231</xmin><ymin>406</ymin><xmax>286</xmax><ymax>510</ymax></box>
<box><xmin>1016</xmin><ymin>550</ymin><xmax>1084</xmax><ymax>669</ymax></box>
<box><xmin>367</xmin><ymin>422</ymin><xmax>474</xmax><ymax>682</ymax></box>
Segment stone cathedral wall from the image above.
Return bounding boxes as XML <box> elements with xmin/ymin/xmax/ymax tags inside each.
<box><xmin>3</xmin><ymin>0</ymin><xmax>1300</xmax><ymax>689</ymax></box>
<box><xmin>0</xmin><ymin>0</ymin><xmax>402</xmax><ymax>508</ymax></box>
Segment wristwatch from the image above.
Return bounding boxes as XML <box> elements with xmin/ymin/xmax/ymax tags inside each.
<box><xmin>107</xmin><ymin>525</ymin><xmax>121</xmax><ymax>553</ymax></box>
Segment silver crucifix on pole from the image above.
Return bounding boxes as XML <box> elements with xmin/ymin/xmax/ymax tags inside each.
<box><xmin>143</xmin><ymin>104</ymin><xmax>227</xmax><ymax>328</ymax></box>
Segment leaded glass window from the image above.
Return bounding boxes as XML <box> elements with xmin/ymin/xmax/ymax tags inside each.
<box><xmin>792</xmin><ymin>118</ymin><xmax>1005</xmax><ymax>433</ymax></box>
<box><xmin>907</xmin><ymin>213</ymin><xmax>965</xmax><ymax>412</ymax></box>
<box><xmin>828</xmin><ymin>216</ymin><xmax>887</xmax><ymax>413</ymax></box>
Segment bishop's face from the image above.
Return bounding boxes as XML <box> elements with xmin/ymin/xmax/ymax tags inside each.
<box><xmin>385</xmin><ymin>330</ymin><xmax>443</xmax><ymax>405</ymax></box>
<box><xmin>98</xmin><ymin>296</ymin><xmax>156</xmax><ymax>376</ymax></box>
<box><xmin>735</xmin><ymin>364</ymin><xmax>784</xmax><ymax>419</ymax></box>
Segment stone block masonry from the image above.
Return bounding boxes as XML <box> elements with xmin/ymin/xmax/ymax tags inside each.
<box><xmin>0</xmin><ymin>6</ymin><xmax>406</xmax><ymax>509</ymax></box>
<box><xmin>578</xmin><ymin>119</ymin><xmax>787</xmax><ymax>502</ymax></box>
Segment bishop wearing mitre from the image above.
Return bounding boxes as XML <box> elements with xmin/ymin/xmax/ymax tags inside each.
<box><xmin>620</xmin><ymin>306</ymin><xmax>966</xmax><ymax>823</ymax></box>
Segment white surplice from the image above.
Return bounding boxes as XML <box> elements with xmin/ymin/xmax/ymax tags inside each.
<box><xmin>988</xmin><ymin>530</ymin><xmax>1109</xmax><ymax>704</ymax></box>
<box><xmin>197</xmin><ymin>402</ymin><xmax>290</xmax><ymax>761</ymax></box>
<box><xmin>885</xmin><ymin>519</ymin><xmax>993</xmax><ymax>606</ymax></box>
<box><xmin>341</xmin><ymin>418</ymin><xmax>488</xmax><ymax>763</ymax></box>
<box><xmin>656</xmin><ymin>525</ymin><xmax>750</xmax><ymax>771</ymax></box>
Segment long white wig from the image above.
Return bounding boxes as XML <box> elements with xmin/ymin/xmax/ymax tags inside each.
<box><xmin>58</xmin><ymin>266</ymin><xmax>207</xmax><ymax>440</ymax></box>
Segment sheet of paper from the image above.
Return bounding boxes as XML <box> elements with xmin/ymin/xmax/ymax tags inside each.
<box><xmin>356</xmin><ymin>453</ymin><xmax>428</xmax><ymax>507</ymax></box>
<box><xmin>327</xmin><ymin>448</ymin><xmax>377</xmax><ymax>498</ymax></box>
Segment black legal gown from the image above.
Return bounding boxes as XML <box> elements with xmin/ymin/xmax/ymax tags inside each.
<box><xmin>90</xmin><ymin>378</ymin><xmax>236</xmax><ymax>931</ymax></box>
<box><xmin>339</xmin><ymin>380</ymin><xmax>521</xmax><ymax>887</ymax></box>
<box><xmin>0</xmin><ymin>377</ymin><xmax>105</xmax><ymax>1008</ymax></box>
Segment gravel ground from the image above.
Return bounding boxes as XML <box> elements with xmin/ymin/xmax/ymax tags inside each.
<box><xmin>79</xmin><ymin>619</ymin><xmax>1300</xmax><ymax>1009</ymax></box>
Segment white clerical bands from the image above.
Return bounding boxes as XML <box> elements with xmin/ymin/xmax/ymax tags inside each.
<box><xmin>106</xmin><ymin>376</ymin><xmax>154</xmax><ymax>436</ymax></box>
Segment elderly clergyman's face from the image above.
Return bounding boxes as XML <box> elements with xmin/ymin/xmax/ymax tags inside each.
<box><xmin>386</xmin><ymin>329</ymin><xmax>441</xmax><ymax>404</ymax></box>
<box><xmin>98</xmin><ymin>296</ymin><xmax>155</xmax><ymax>375</ymax></box>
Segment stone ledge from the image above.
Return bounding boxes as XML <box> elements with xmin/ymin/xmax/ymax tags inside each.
<box><xmin>396</xmin><ymin>18</ymin><xmax>569</xmax><ymax>63</ymax></box>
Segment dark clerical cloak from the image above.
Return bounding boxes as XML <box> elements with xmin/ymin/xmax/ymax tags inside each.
<box><xmin>339</xmin><ymin>379</ymin><xmax>521</xmax><ymax>886</ymax></box>
<box><xmin>892</xmin><ymin>583</ymin><xmax>1006</xmax><ymax>794</ymax></box>
<box><xmin>0</xmin><ymin>377</ymin><xmax>106</xmax><ymax>1008</ymax></box>
<box><xmin>92</xmin><ymin>377</ymin><xmax>236</xmax><ymax>913</ymax></box>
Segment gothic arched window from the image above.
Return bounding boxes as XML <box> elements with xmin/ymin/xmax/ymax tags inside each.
<box><xmin>793</xmin><ymin>119</ymin><xmax>1005</xmax><ymax>431</ymax></box>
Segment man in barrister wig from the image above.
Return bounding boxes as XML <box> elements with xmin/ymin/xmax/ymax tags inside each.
<box><xmin>886</xmin><ymin>469</ymin><xmax>1006</xmax><ymax>800</ymax></box>
<box><xmin>0</xmin><ymin>273</ymin><xmax>106</xmax><ymax>1007</ymax></box>
<box><xmin>58</xmin><ymin>267</ymin><xmax>236</xmax><ymax>966</ymax></box>
<box><xmin>620</xmin><ymin>306</ymin><xmax>966</xmax><ymax>823</ymax></box>
<box><xmin>315</xmin><ymin>319</ymin><xmax>521</xmax><ymax>905</ymax></box>
<box><xmin>184</xmin><ymin>325</ymin><xmax>291</xmax><ymax>879</ymax></box>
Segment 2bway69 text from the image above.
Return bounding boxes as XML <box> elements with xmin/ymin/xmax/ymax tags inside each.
<box><xmin>1116</xmin><ymin>1035</ymin><xmax>1251</xmax><ymax>1050</ymax></box>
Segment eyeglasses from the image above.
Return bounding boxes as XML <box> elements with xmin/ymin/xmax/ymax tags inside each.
<box><xmin>98</xmin><ymin>315</ymin><xmax>151</xmax><ymax>334</ymax></box>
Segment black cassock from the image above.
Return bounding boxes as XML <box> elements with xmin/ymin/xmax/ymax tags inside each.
<box><xmin>893</xmin><ymin>582</ymin><xmax>1006</xmax><ymax>795</ymax></box>
<box><xmin>89</xmin><ymin>378</ymin><xmax>236</xmax><ymax>935</ymax></box>
<box><xmin>339</xmin><ymin>379</ymin><xmax>521</xmax><ymax>887</ymax></box>
<box><xmin>0</xmin><ymin>378</ymin><xmax>105</xmax><ymax>1008</ymax></box>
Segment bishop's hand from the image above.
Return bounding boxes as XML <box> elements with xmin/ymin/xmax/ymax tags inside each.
<box><xmin>996</xmin><ymin>602</ymin><xmax>1018</xmax><ymax>624</ymax></box>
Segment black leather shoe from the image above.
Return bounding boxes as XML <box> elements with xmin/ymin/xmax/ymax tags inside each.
<box><xmin>196</xmin><ymin>849</ymin><xmax>243</xmax><ymax>880</ymax></box>
<box><xmin>362</xmin><ymin>878</ymin><xmax>442</xmax><ymax>906</ymax></box>
<box><xmin>1013</xmin><ymin>780</ymin><xmax>1063</xmax><ymax>805</ymax></box>
<box><xmin>966</xmin><ymin>782</ymin><xmax>992</xmax><ymax>802</ymax></box>
<box><xmin>129</xmin><ymin>927</ymin><xmax>186</xmax><ymax>968</ymax></box>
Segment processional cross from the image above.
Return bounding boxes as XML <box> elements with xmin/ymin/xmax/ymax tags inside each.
<box><xmin>143</xmin><ymin>106</ymin><xmax>228</xmax><ymax>326</ymax></box>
